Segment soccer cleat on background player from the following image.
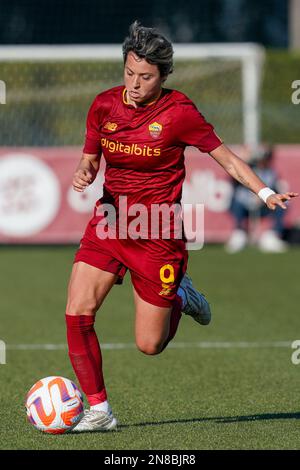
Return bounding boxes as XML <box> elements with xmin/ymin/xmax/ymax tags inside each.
<box><xmin>179</xmin><ymin>274</ymin><xmax>211</xmax><ymax>325</ymax></box>
<box><xmin>257</xmin><ymin>230</ymin><xmax>288</xmax><ymax>253</ymax></box>
<box><xmin>71</xmin><ymin>407</ymin><xmax>117</xmax><ymax>432</ymax></box>
<box><xmin>225</xmin><ymin>229</ymin><xmax>248</xmax><ymax>253</ymax></box>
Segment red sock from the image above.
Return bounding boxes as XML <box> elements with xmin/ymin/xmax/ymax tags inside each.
<box><xmin>161</xmin><ymin>294</ymin><xmax>182</xmax><ymax>351</ymax></box>
<box><xmin>65</xmin><ymin>314</ymin><xmax>107</xmax><ymax>406</ymax></box>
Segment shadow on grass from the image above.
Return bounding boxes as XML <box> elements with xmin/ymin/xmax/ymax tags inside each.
<box><xmin>60</xmin><ymin>412</ymin><xmax>300</xmax><ymax>435</ymax></box>
<box><xmin>118</xmin><ymin>412</ymin><xmax>300</xmax><ymax>429</ymax></box>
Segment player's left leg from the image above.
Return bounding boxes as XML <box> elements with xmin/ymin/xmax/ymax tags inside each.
<box><xmin>133</xmin><ymin>275</ymin><xmax>211</xmax><ymax>356</ymax></box>
<box><xmin>133</xmin><ymin>287</ymin><xmax>182</xmax><ymax>355</ymax></box>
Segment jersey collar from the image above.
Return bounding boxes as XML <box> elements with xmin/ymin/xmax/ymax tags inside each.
<box><xmin>122</xmin><ymin>87</ymin><xmax>163</xmax><ymax>108</ymax></box>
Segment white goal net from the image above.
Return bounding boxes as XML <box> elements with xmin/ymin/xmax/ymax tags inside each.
<box><xmin>0</xmin><ymin>43</ymin><xmax>265</xmax><ymax>147</ymax></box>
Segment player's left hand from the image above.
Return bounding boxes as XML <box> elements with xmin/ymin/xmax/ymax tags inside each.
<box><xmin>266</xmin><ymin>192</ymin><xmax>299</xmax><ymax>210</ymax></box>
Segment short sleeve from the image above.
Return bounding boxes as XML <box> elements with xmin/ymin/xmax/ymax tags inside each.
<box><xmin>176</xmin><ymin>101</ymin><xmax>222</xmax><ymax>153</ymax></box>
<box><xmin>83</xmin><ymin>97</ymin><xmax>102</xmax><ymax>155</ymax></box>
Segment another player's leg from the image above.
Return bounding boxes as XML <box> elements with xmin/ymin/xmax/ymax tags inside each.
<box><xmin>66</xmin><ymin>261</ymin><xmax>118</xmax><ymax>432</ymax></box>
<box><xmin>225</xmin><ymin>196</ymin><xmax>249</xmax><ymax>253</ymax></box>
<box><xmin>257</xmin><ymin>206</ymin><xmax>287</xmax><ymax>253</ymax></box>
<box><xmin>178</xmin><ymin>274</ymin><xmax>211</xmax><ymax>325</ymax></box>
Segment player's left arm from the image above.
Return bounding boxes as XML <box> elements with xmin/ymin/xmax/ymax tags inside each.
<box><xmin>210</xmin><ymin>143</ymin><xmax>299</xmax><ymax>210</ymax></box>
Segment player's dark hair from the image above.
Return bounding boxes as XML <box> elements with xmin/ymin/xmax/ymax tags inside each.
<box><xmin>122</xmin><ymin>21</ymin><xmax>173</xmax><ymax>77</ymax></box>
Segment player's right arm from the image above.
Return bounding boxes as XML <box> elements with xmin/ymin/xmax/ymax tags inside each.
<box><xmin>72</xmin><ymin>153</ymin><xmax>100</xmax><ymax>192</ymax></box>
<box><xmin>74</xmin><ymin>89</ymin><xmax>115</xmax><ymax>192</ymax></box>
<box><xmin>73</xmin><ymin>92</ymin><xmax>108</xmax><ymax>192</ymax></box>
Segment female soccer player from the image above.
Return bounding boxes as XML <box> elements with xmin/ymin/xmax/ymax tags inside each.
<box><xmin>66</xmin><ymin>21</ymin><xmax>298</xmax><ymax>432</ymax></box>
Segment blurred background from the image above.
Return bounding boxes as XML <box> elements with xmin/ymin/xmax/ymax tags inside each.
<box><xmin>0</xmin><ymin>0</ymin><xmax>291</xmax><ymax>45</ymax></box>
<box><xmin>0</xmin><ymin>0</ymin><xmax>299</xmax><ymax>248</ymax></box>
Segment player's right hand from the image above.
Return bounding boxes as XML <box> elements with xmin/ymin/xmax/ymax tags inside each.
<box><xmin>72</xmin><ymin>169</ymin><xmax>93</xmax><ymax>192</ymax></box>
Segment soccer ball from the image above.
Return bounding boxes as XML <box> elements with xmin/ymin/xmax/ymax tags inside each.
<box><xmin>25</xmin><ymin>376</ymin><xmax>84</xmax><ymax>434</ymax></box>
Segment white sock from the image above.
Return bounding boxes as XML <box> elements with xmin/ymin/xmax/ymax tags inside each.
<box><xmin>177</xmin><ymin>286</ymin><xmax>187</xmax><ymax>309</ymax></box>
<box><xmin>90</xmin><ymin>400</ymin><xmax>110</xmax><ymax>413</ymax></box>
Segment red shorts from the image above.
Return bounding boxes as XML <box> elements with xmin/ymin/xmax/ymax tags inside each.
<box><xmin>74</xmin><ymin>217</ymin><xmax>188</xmax><ymax>308</ymax></box>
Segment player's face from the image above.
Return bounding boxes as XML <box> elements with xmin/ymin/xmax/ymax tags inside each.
<box><xmin>124</xmin><ymin>51</ymin><xmax>165</xmax><ymax>107</ymax></box>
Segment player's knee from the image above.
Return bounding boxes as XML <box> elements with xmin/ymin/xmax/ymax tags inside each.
<box><xmin>66</xmin><ymin>296</ymin><xmax>98</xmax><ymax>316</ymax></box>
<box><xmin>136</xmin><ymin>339</ymin><xmax>164</xmax><ymax>356</ymax></box>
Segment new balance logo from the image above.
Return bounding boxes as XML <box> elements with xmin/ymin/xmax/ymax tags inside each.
<box><xmin>104</xmin><ymin>122</ymin><xmax>118</xmax><ymax>131</ymax></box>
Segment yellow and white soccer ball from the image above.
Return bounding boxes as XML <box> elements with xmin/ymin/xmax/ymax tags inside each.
<box><xmin>25</xmin><ymin>376</ymin><xmax>84</xmax><ymax>434</ymax></box>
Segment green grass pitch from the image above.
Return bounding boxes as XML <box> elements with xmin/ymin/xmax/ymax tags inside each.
<box><xmin>1</xmin><ymin>245</ymin><xmax>300</xmax><ymax>450</ymax></box>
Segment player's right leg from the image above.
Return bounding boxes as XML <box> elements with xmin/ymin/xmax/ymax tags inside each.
<box><xmin>66</xmin><ymin>261</ymin><xmax>118</xmax><ymax>432</ymax></box>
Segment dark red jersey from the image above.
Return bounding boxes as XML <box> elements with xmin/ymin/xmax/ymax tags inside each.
<box><xmin>83</xmin><ymin>85</ymin><xmax>222</xmax><ymax>212</ymax></box>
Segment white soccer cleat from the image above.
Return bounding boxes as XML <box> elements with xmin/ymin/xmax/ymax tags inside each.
<box><xmin>225</xmin><ymin>229</ymin><xmax>248</xmax><ymax>253</ymax></box>
<box><xmin>179</xmin><ymin>274</ymin><xmax>211</xmax><ymax>325</ymax></box>
<box><xmin>71</xmin><ymin>408</ymin><xmax>117</xmax><ymax>433</ymax></box>
<box><xmin>258</xmin><ymin>230</ymin><xmax>288</xmax><ymax>253</ymax></box>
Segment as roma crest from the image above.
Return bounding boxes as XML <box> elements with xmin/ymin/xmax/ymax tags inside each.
<box><xmin>149</xmin><ymin>122</ymin><xmax>162</xmax><ymax>139</ymax></box>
